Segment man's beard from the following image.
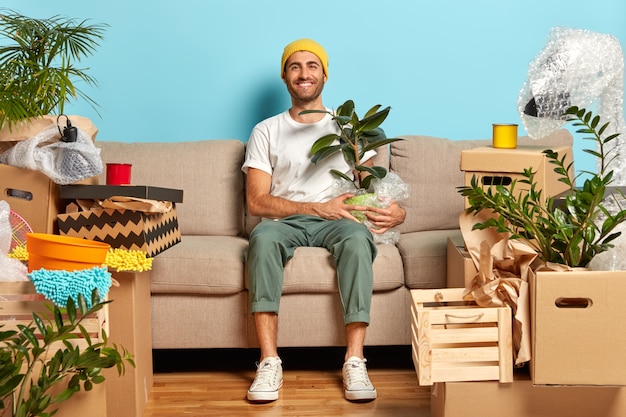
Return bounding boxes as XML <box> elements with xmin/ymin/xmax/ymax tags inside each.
<box><xmin>286</xmin><ymin>78</ymin><xmax>325</xmax><ymax>104</ymax></box>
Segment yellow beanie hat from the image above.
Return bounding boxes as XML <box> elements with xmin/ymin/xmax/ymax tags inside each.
<box><xmin>281</xmin><ymin>38</ymin><xmax>329</xmax><ymax>79</ymax></box>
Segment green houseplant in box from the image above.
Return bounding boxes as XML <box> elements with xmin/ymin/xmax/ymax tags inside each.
<box><xmin>458</xmin><ymin>106</ymin><xmax>626</xmax><ymax>268</ymax></box>
<box><xmin>0</xmin><ymin>290</ymin><xmax>134</xmax><ymax>417</ymax></box>
<box><xmin>0</xmin><ymin>9</ymin><xmax>107</xmax><ymax>130</ymax></box>
<box><xmin>302</xmin><ymin>99</ymin><xmax>403</xmax><ymax>220</ymax></box>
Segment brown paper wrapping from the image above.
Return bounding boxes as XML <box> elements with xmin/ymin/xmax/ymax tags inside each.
<box><xmin>70</xmin><ymin>197</ymin><xmax>173</xmax><ymax>214</ymax></box>
<box><xmin>459</xmin><ymin>211</ymin><xmax>533</xmax><ymax>365</ymax></box>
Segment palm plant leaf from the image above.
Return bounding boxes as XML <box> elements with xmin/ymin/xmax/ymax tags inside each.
<box><xmin>0</xmin><ymin>9</ymin><xmax>107</xmax><ymax>129</ymax></box>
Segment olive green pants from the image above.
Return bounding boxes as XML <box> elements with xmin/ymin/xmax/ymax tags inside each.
<box><xmin>247</xmin><ymin>215</ymin><xmax>377</xmax><ymax>325</ymax></box>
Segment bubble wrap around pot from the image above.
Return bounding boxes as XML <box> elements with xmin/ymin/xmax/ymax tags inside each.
<box><xmin>0</xmin><ymin>124</ymin><xmax>103</xmax><ymax>184</ymax></box>
<box><xmin>518</xmin><ymin>27</ymin><xmax>625</xmax><ymax>184</ymax></box>
<box><xmin>332</xmin><ymin>172</ymin><xmax>410</xmax><ymax>244</ymax></box>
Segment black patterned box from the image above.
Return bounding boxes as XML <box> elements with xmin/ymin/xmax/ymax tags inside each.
<box><xmin>57</xmin><ymin>206</ymin><xmax>181</xmax><ymax>257</ymax></box>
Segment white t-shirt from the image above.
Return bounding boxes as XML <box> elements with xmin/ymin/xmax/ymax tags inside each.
<box><xmin>242</xmin><ymin>110</ymin><xmax>375</xmax><ymax>203</ymax></box>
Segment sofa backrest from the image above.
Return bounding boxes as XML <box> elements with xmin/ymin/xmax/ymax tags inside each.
<box><xmin>390</xmin><ymin>129</ymin><xmax>573</xmax><ymax>234</ymax></box>
<box><xmin>97</xmin><ymin>140</ymin><xmax>246</xmax><ymax>237</ymax></box>
<box><xmin>96</xmin><ymin>131</ymin><xmax>574</xmax><ymax>238</ymax></box>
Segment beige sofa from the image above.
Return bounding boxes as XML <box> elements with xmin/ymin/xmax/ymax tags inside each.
<box><xmin>96</xmin><ymin>130</ymin><xmax>571</xmax><ymax>350</ymax></box>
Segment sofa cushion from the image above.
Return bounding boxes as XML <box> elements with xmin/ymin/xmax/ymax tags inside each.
<box><xmin>97</xmin><ymin>140</ymin><xmax>246</xmax><ymax>237</ymax></box>
<box><xmin>397</xmin><ymin>229</ymin><xmax>463</xmax><ymax>289</ymax></box>
<box><xmin>150</xmin><ymin>235</ymin><xmax>248</xmax><ymax>295</ymax></box>
<box><xmin>390</xmin><ymin>129</ymin><xmax>573</xmax><ymax>234</ymax></box>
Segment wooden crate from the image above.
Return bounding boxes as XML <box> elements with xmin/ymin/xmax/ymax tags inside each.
<box><xmin>0</xmin><ymin>281</ymin><xmax>109</xmax><ymax>356</ymax></box>
<box><xmin>410</xmin><ymin>288</ymin><xmax>513</xmax><ymax>385</ymax></box>
<box><xmin>0</xmin><ymin>281</ymin><xmax>109</xmax><ymax>417</ymax></box>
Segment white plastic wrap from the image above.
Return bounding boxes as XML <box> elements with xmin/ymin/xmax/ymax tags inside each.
<box><xmin>0</xmin><ymin>200</ymin><xmax>28</xmax><ymax>282</ymax></box>
<box><xmin>0</xmin><ymin>124</ymin><xmax>103</xmax><ymax>184</ymax></box>
<box><xmin>518</xmin><ymin>27</ymin><xmax>625</xmax><ymax>183</ymax></box>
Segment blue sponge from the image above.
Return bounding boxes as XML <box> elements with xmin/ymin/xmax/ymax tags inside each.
<box><xmin>28</xmin><ymin>266</ymin><xmax>112</xmax><ymax>308</ymax></box>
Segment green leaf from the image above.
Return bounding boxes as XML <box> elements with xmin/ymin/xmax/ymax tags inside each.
<box><xmin>311</xmin><ymin>144</ymin><xmax>342</xmax><ymax>164</ymax></box>
<box><xmin>54</xmin><ymin>306</ymin><xmax>64</xmax><ymax>329</ymax></box>
<box><xmin>20</xmin><ymin>324</ymin><xmax>39</xmax><ymax>349</ymax></box>
<box><xmin>363</xmin><ymin>137</ymin><xmax>402</xmax><ymax>152</ymax></box>
<box><xmin>358</xmin><ymin>107</ymin><xmax>390</xmax><ymax>132</ymax></box>
<box><xmin>77</xmin><ymin>293</ymin><xmax>88</xmax><ymax>314</ymax></box>
<box><xmin>311</xmin><ymin>134</ymin><xmax>339</xmax><ymax>155</ymax></box>
<box><xmin>363</xmin><ymin>104</ymin><xmax>382</xmax><ymax>119</ymax></box>
<box><xmin>336</xmin><ymin>100</ymin><xmax>354</xmax><ymax>117</ymax></box>
<box><xmin>356</xmin><ymin>165</ymin><xmax>387</xmax><ymax>179</ymax></box>
<box><xmin>66</xmin><ymin>297</ymin><xmax>76</xmax><ymax>323</ymax></box>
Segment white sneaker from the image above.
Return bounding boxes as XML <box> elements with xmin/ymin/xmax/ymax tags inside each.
<box><xmin>247</xmin><ymin>356</ymin><xmax>283</xmax><ymax>402</ymax></box>
<box><xmin>342</xmin><ymin>356</ymin><xmax>377</xmax><ymax>401</ymax></box>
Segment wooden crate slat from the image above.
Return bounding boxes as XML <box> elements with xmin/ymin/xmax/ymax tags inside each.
<box><xmin>411</xmin><ymin>288</ymin><xmax>467</xmax><ymax>303</ymax></box>
<box><xmin>432</xmin><ymin>346</ymin><xmax>500</xmax><ymax>362</ymax></box>
<box><xmin>431</xmin><ymin>326</ymin><xmax>499</xmax><ymax>344</ymax></box>
<box><xmin>497</xmin><ymin>306</ymin><xmax>514</xmax><ymax>383</ymax></box>
<box><xmin>416</xmin><ymin>309</ymin><xmax>432</xmax><ymax>385</ymax></box>
<box><xmin>427</xmin><ymin>307</ymin><xmax>500</xmax><ymax>324</ymax></box>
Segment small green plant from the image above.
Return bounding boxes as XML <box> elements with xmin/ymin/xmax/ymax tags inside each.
<box><xmin>0</xmin><ymin>9</ymin><xmax>107</xmax><ymax>130</ymax></box>
<box><xmin>458</xmin><ymin>106</ymin><xmax>626</xmax><ymax>267</ymax></box>
<box><xmin>0</xmin><ymin>290</ymin><xmax>134</xmax><ymax>417</ymax></box>
<box><xmin>303</xmin><ymin>99</ymin><xmax>402</xmax><ymax>191</ymax></box>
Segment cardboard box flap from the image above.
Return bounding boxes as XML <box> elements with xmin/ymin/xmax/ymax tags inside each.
<box><xmin>0</xmin><ymin>115</ymin><xmax>98</xmax><ymax>143</ymax></box>
<box><xmin>460</xmin><ymin>145</ymin><xmax>571</xmax><ymax>173</ymax></box>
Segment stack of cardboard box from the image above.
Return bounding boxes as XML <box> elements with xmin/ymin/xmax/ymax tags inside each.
<box><xmin>0</xmin><ymin>119</ymin><xmax>181</xmax><ymax>417</ymax></box>
<box><xmin>425</xmin><ymin>145</ymin><xmax>626</xmax><ymax>416</ymax></box>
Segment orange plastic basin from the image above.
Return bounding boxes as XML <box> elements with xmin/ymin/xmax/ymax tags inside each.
<box><xmin>26</xmin><ymin>233</ymin><xmax>110</xmax><ymax>272</ymax></box>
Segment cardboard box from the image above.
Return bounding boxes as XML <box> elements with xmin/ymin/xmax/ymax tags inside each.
<box><xmin>1</xmin><ymin>165</ymin><xmax>99</xmax><ymax>234</ymax></box>
<box><xmin>460</xmin><ymin>145</ymin><xmax>573</xmax><ymax>206</ymax></box>
<box><xmin>411</xmin><ymin>288</ymin><xmax>513</xmax><ymax>385</ymax></box>
<box><xmin>1</xmin><ymin>164</ymin><xmax>63</xmax><ymax>234</ymax></box>
<box><xmin>0</xmin><ymin>116</ymin><xmax>99</xmax><ymax>234</ymax></box>
<box><xmin>60</xmin><ymin>184</ymin><xmax>183</xmax><ymax>203</ymax></box>
<box><xmin>0</xmin><ymin>281</ymin><xmax>108</xmax><ymax>417</ymax></box>
<box><xmin>432</xmin><ymin>368</ymin><xmax>626</xmax><ymax>417</ymax></box>
<box><xmin>530</xmin><ymin>270</ymin><xmax>626</xmax><ymax>386</ymax></box>
<box><xmin>446</xmin><ymin>237</ymin><xmax>478</xmax><ymax>288</ymax></box>
<box><xmin>57</xmin><ymin>206</ymin><xmax>181</xmax><ymax>257</ymax></box>
<box><xmin>0</xmin><ymin>115</ymin><xmax>98</xmax><ymax>154</ymax></box>
<box><xmin>104</xmin><ymin>271</ymin><xmax>154</xmax><ymax>417</ymax></box>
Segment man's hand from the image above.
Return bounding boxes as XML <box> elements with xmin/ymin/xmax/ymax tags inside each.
<box><xmin>318</xmin><ymin>193</ymin><xmax>368</xmax><ymax>222</ymax></box>
<box><xmin>363</xmin><ymin>201</ymin><xmax>406</xmax><ymax>234</ymax></box>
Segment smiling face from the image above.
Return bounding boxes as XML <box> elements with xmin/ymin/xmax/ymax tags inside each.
<box><xmin>282</xmin><ymin>51</ymin><xmax>326</xmax><ymax>106</ymax></box>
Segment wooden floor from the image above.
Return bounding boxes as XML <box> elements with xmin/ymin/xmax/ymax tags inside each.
<box><xmin>143</xmin><ymin>346</ymin><xmax>432</xmax><ymax>417</ymax></box>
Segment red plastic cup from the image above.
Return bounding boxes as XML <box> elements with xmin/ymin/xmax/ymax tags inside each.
<box><xmin>106</xmin><ymin>163</ymin><xmax>132</xmax><ymax>185</ymax></box>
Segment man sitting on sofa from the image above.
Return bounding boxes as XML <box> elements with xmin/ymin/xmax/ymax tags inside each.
<box><xmin>242</xmin><ymin>38</ymin><xmax>406</xmax><ymax>403</ymax></box>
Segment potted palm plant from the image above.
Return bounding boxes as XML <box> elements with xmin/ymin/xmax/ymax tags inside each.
<box><xmin>458</xmin><ymin>106</ymin><xmax>626</xmax><ymax>268</ymax></box>
<box><xmin>0</xmin><ymin>9</ymin><xmax>107</xmax><ymax>130</ymax></box>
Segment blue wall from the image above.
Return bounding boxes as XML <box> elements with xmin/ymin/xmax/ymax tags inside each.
<box><xmin>3</xmin><ymin>1</ymin><xmax>625</xmax><ymax>174</ymax></box>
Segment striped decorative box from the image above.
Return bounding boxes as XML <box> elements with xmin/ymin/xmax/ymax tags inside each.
<box><xmin>57</xmin><ymin>205</ymin><xmax>181</xmax><ymax>257</ymax></box>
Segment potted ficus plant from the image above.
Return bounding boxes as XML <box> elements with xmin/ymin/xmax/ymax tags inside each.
<box><xmin>458</xmin><ymin>106</ymin><xmax>626</xmax><ymax>268</ymax></box>
<box><xmin>0</xmin><ymin>9</ymin><xmax>107</xmax><ymax>130</ymax></box>
<box><xmin>302</xmin><ymin>99</ymin><xmax>403</xmax><ymax>220</ymax></box>
<box><xmin>0</xmin><ymin>290</ymin><xmax>134</xmax><ymax>417</ymax></box>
